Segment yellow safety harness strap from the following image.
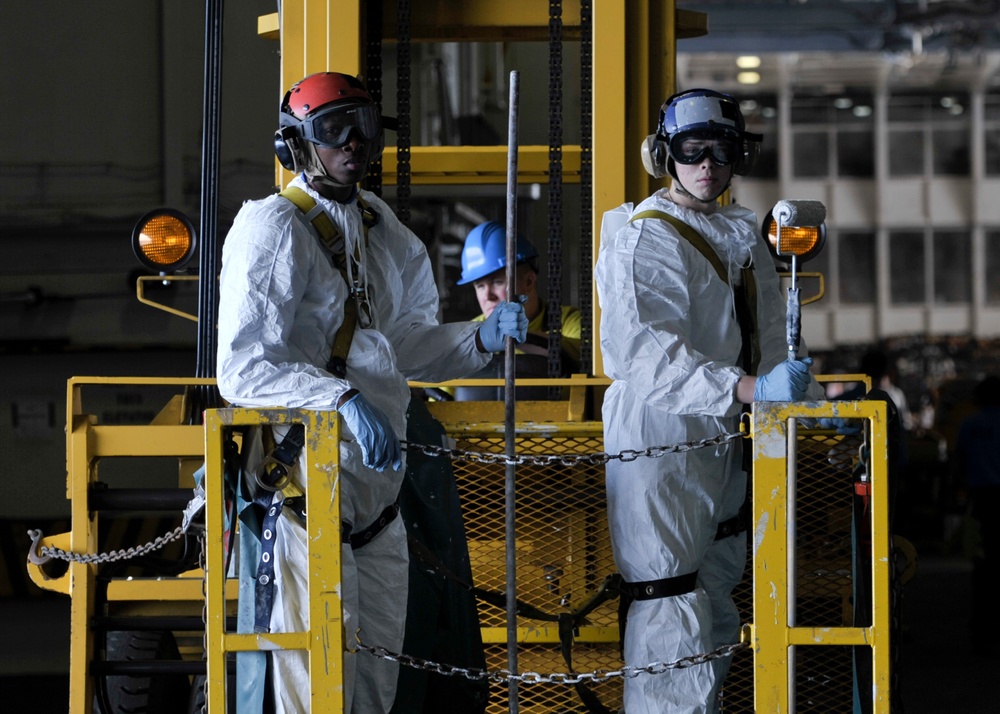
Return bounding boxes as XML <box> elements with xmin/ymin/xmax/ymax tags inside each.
<box><xmin>279</xmin><ymin>186</ymin><xmax>376</xmax><ymax>378</ymax></box>
<box><xmin>628</xmin><ymin>208</ymin><xmax>761</xmax><ymax>375</ymax></box>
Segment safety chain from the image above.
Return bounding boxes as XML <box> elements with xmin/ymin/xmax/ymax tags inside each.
<box><xmin>395</xmin><ymin>0</ymin><xmax>412</xmax><ymax>222</ymax></box>
<box><xmin>27</xmin><ymin>525</ymin><xmax>187</xmax><ymax>566</ymax></box>
<box><xmin>361</xmin><ymin>0</ymin><xmax>383</xmax><ymax>196</ymax></box>
<box><xmin>547</xmin><ymin>0</ymin><xmax>564</xmax><ymax>395</ymax></box>
<box><xmin>27</xmin><ymin>432</ymin><xmax>741</xmax><ymax>563</ymax></box>
<box><xmin>351</xmin><ymin>639</ymin><xmax>748</xmax><ymax>685</ymax></box>
<box><xmin>578</xmin><ymin>0</ymin><xmax>593</xmax><ymax>372</ymax></box>
<box><xmin>26</xmin><ymin>487</ymin><xmax>205</xmax><ymax>566</ymax></box>
<box><xmin>402</xmin><ymin>430</ymin><xmax>743</xmax><ymax>467</ymax></box>
<box><xmin>198</xmin><ymin>530</ymin><xmax>209</xmax><ymax>714</ymax></box>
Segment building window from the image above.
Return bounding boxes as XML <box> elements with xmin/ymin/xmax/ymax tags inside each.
<box><xmin>988</xmin><ymin>230</ymin><xmax>1000</xmax><ymax>304</ymax></box>
<box><xmin>791</xmin><ymin>91</ymin><xmax>873</xmax><ymax>179</ymax></box>
<box><xmin>838</xmin><ymin>130</ymin><xmax>875</xmax><ymax>178</ymax></box>
<box><xmin>890</xmin><ymin>92</ymin><xmax>970</xmax><ymax>177</ymax></box>
<box><xmin>793</xmin><ymin>132</ymin><xmax>829</xmax><ymax>177</ymax></box>
<box><xmin>889</xmin><ymin>129</ymin><xmax>924</xmax><ymax>176</ymax></box>
<box><xmin>933</xmin><ymin>230</ymin><xmax>971</xmax><ymax>303</ymax></box>
<box><xmin>838</xmin><ymin>231</ymin><xmax>875</xmax><ymax>304</ymax></box>
<box><xmin>987</xmin><ymin>94</ymin><xmax>1000</xmax><ymax>176</ymax></box>
<box><xmin>933</xmin><ymin>129</ymin><xmax>971</xmax><ymax>175</ymax></box>
<box><xmin>889</xmin><ymin>230</ymin><xmax>925</xmax><ymax>304</ymax></box>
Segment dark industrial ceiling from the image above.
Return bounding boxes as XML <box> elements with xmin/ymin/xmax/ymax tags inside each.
<box><xmin>683</xmin><ymin>0</ymin><xmax>1000</xmax><ymax>53</ymax></box>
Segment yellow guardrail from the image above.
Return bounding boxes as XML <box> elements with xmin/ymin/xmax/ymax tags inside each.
<box><xmin>750</xmin><ymin>399</ymin><xmax>891</xmax><ymax>713</ymax></box>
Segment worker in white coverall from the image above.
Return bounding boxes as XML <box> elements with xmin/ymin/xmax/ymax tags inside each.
<box><xmin>216</xmin><ymin>72</ymin><xmax>527</xmax><ymax>714</ymax></box>
<box><xmin>594</xmin><ymin>89</ymin><xmax>823</xmax><ymax>714</ymax></box>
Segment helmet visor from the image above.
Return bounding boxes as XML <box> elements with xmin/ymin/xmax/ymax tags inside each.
<box><xmin>301</xmin><ymin>102</ymin><xmax>381</xmax><ymax>148</ymax></box>
<box><xmin>668</xmin><ymin>130</ymin><xmax>740</xmax><ymax>166</ymax></box>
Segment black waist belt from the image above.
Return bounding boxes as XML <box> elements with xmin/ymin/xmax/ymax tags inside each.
<box><xmin>284</xmin><ymin>497</ymin><xmax>399</xmax><ymax>550</ymax></box>
<box><xmin>620</xmin><ymin>571</ymin><xmax>698</xmax><ymax>601</ymax></box>
<box><xmin>342</xmin><ymin>501</ymin><xmax>399</xmax><ymax>549</ymax></box>
<box><xmin>715</xmin><ymin>513</ymin><xmax>744</xmax><ymax>540</ymax></box>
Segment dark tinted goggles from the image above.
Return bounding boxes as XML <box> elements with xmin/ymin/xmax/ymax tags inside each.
<box><xmin>301</xmin><ymin>102</ymin><xmax>380</xmax><ymax>148</ymax></box>
<box><xmin>668</xmin><ymin>131</ymin><xmax>741</xmax><ymax>166</ymax></box>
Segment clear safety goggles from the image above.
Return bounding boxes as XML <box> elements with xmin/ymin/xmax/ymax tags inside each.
<box><xmin>668</xmin><ymin>130</ymin><xmax>741</xmax><ymax>166</ymax></box>
<box><xmin>299</xmin><ymin>102</ymin><xmax>381</xmax><ymax>148</ymax></box>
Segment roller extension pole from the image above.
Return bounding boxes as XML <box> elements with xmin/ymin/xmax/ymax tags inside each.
<box><xmin>504</xmin><ymin>69</ymin><xmax>521</xmax><ymax>714</ymax></box>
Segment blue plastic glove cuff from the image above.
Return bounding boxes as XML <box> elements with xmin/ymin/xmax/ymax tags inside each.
<box><xmin>338</xmin><ymin>393</ymin><xmax>402</xmax><ymax>472</ymax></box>
<box><xmin>754</xmin><ymin>357</ymin><xmax>814</xmax><ymax>402</ymax></box>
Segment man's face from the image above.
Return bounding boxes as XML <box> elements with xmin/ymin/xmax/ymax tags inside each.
<box><xmin>313</xmin><ymin>130</ymin><xmax>370</xmax><ymax>186</ymax></box>
<box><xmin>672</xmin><ymin>145</ymin><xmax>734</xmax><ymax>205</ymax></box>
<box><xmin>473</xmin><ymin>267</ymin><xmax>535</xmax><ymax>317</ymax></box>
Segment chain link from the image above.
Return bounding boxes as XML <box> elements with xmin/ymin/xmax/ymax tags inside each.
<box><xmin>28</xmin><ymin>432</ymin><xmax>741</xmax><ymax>564</ymax></box>
<box><xmin>402</xmin><ymin>430</ymin><xmax>742</xmax><ymax>467</ymax></box>
<box><xmin>27</xmin><ymin>525</ymin><xmax>187</xmax><ymax>566</ymax></box>
<box><xmin>27</xmin><ymin>487</ymin><xmax>204</xmax><ymax>566</ymax></box>
<box><xmin>351</xmin><ymin>638</ymin><xmax>747</xmax><ymax>685</ymax></box>
<box><xmin>198</xmin><ymin>531</ymin><xmax>209</xmax><ymax>714</ymax></box>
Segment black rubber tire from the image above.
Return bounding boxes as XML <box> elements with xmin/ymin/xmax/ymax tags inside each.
<box><xmin>187</xmin><ymin>672</ymin><xmax>237</xmax><ymax>714</ymax></box>
<box><xmin>96</xmin><ymin>630</ymin><xmax>191</xmax><ymax>714</ymax></box>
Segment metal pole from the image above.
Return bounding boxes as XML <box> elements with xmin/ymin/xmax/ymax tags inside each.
<box><xmin>196</xmin><ymin>0</ymin><xmax>223</xmax><ymax>380</ymax></box>
<box><xmin>787</xmin><ymin>416</ymin><xmax>798</xmax><ymax>712</ymax></box>
<box><xmin>193</xmin><ymin>0</ymin><xmax>224</xmax><ymax>422</ymax></box>
<box><xmin>504</xmin><ymin>69</ymin><xmax>520</xmax><ymax>714</ymax></box>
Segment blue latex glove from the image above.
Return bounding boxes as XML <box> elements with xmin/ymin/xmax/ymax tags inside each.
<box><xmin>816</xmin><ymin>417</ymin><xmax>863</xmax><ymax>435</ymax></box>
<box><xmin>338</xmin><ymin>393</ymin><xmax>402</xmax><ymax>472</ymax></box>
<box><xmin>753</xmin><ymin>357</ymin><xmax>814</xmax><ymax>402</ymax></box>
<box><xmin>477</xmin><ymin>298</ymin><xmax>528</xmax><ymax>352</ymax></box>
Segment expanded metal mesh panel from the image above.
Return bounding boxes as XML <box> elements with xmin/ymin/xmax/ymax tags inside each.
<box><xmin>726</xmin><ymin>428</ymin><xmax>865</xmax><ymax>712</ymax></box>
<box><xmin>454</xmin><ymin>431</ymin><xmax>616</xmax><ymax>629</ymax></box>
<box><xmin>452</xmin><ymin>428</ymin><xmax>621</xmax><ymax>713</ymax></box>
<box><xmin>452</xmin><ymin>424</ymin><xmax>865</xmax><ymax>713</ymax></box>
<box><xmin>795</xmin><ymin>432</ymin><xmax>864</xmax><ymax>628</ymax></box>
<box><xmin>795</xmin><ymin>645</ymin><xmax>859</xmax><ymax>711</ymax></box>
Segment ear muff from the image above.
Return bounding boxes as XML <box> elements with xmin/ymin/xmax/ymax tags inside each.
<box><xmin>733</xmin><ymin>133</ymin><xmax>762</xmax><ymax>176</ymax></box>
<box><xmin>274</xmin><ymin>126</ymin><xmax>303</xmax><ymax>172</ymax></box>
<box><xmin>641</xmin><ymin>134</ymin><xmax>669</xmax><ymax>179</ymax></box>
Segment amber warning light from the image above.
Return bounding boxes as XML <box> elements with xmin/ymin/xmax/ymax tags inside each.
<box><xmin>762</xmin><ymin>200</ymin><xmax>827</xmax><ymax>264</ymax></box>
<box><xmin>132</xmin><ymin>209</ymin><xmax>197</xmax><ymax>272</ymax></box>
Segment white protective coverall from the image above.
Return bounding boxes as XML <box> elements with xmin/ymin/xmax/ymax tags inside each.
<box><xmin>595</xmin><ymin>191</ymin><xmax>819</xmax><ymax>714</ymax></box>
<box><xmin>217</xmin><ymin>175</ymin><xmax>491</xmax><ymax>714</ymax></box>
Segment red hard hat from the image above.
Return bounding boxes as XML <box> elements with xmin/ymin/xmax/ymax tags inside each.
<box><xmin>283</xmin><ymin>72</ymin><xmax>372</xmax><ymax>120</ymax></box>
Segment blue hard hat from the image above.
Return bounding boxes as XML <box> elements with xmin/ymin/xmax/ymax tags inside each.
<box><xmin>457</xmin><ymin>221</ymin><xmax>539</xmax><ymax>285</ymax></box>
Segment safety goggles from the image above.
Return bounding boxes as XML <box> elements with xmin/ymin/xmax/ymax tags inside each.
<box><xmin>299</xmin><ymin>102</ymin><xmax>381</xmax><ymax>148</ymax></box>
<box><xmin>668</xmin><ymin>130</ymin><xmax>741</xmax><ymax>166</ymax></box>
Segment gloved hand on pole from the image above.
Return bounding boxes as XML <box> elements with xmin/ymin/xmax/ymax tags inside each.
<box><xmin>754</xmin><ymin>357</ymin><xmax>814</xmax><ymax>402</ymax></box>
<box><xmin>477</xmin><ymin>299</ymin><xmax>528</xmax><ymax>353</ymax></box>
<box><xmin>337</xmin><ymin>391</ymin><xmax>402</xmax><ymax>472</ymax></box>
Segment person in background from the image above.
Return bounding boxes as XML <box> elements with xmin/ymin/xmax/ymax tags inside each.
<box><xmin>458</xmin><ymin>220</ymin><xmax>582</xmax><ymax>372</ymax></box>
<box><xmin>843</xmin><ymin>349</ymin><xmax>914</xmax><ymax>431</ymax></box>
<box><xmin>448</xmin><ymin>221</ymin><xmax>582</xmax><ymax>401</ymax></box>
<box><xmin>216</xmin><ymin>71</ymin><xmax>527</xmax><ymax>714</ymax></box>
<box><xmin>953</xmin><ymin>375</ymin><xmax>1000</xmax><ymax>657</ymax></box>
<box><xmin>595</xmin><ymin>88</ymin><xmax>823</xmax><ymax>713</ymax></box>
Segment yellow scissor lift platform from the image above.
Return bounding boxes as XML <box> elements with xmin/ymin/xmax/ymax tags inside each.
<box><xmin>28</xmin><ymin>376</ymin><xmax>893</xmax><ymax>712</ymax></box>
